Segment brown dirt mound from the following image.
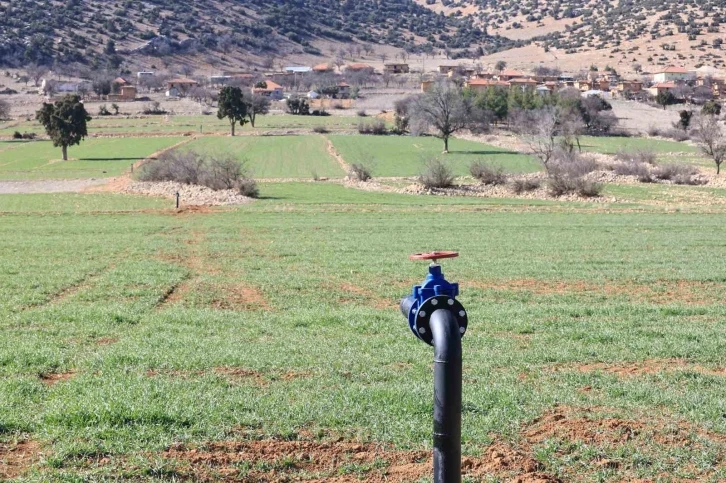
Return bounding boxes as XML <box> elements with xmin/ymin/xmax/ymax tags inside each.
<box><xmin>39</xmin><ymin>371</ymin><xmax>76</xmax><ymax>386</ymax></box>
<box><xmin>0</xmin><ymin>440</ymin><xmax>42</xmax><ymax>479</ymax></box>
<box><xmin>557</xmin><ymin>359</ymin><xmax>725</xmax><ymax>377</ymax></box>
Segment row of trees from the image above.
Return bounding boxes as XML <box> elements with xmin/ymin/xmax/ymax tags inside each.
<box><xmin>395</xmin><ymin>80</ymin><xmax>617</xmax><ymax>154</ymax></box>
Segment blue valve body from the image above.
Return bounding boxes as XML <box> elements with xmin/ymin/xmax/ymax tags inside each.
<box><xmin>401</xmin><ymin>264</ymin><xmax>459</xmax><ymax>341</ymax></box>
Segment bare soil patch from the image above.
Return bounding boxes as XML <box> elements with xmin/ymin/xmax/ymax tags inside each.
<box><xmin>498</xmin><ymin>406</ymin><xmax>726</xmax><ymax>482</ymax></box>
<box><xmin>213</xmin><ymin>367</ymin><xmax>267</xmax><ymax>386</ymax></box>
<box><xmin>158</xmin><ymin>439</ymin><xmax>429</xmax><ymax>482</ymax></box>
<box><xmin>0</xmin><ymin>440</ymin><xmax>42</xmax><ymax>479</ymax></box>
<box><xmin>39</xmin><ymin>371</ymin><xmax>76</xmax><ymax>386</ymax></box>
<box><xmin>209</xmin><ymin>283</ymin><xmax>269</xmax><ymax>311</ymax></box>
<box><xmin>155</xmin><ymin>437</ymin><xmax>566</xmax><ymax>482</ymax></box>
<box><xmin>559</xmin><ymin>359</ymin><xmax>725</xmax><ymax>378</ymax></box>
<box><xmin>146</xmin><ymin>404</ymin><xmax>725</xmax><ymax>483</ymax></box>
<box><xmin>95</xmin><ymin>337</ymin><xmax>119</xmax><ymax>346</ymax></box>
<box><xmin>146</xmin><ymin>368</ymin><xmax>266</xmax><ymax>385</ymax></box>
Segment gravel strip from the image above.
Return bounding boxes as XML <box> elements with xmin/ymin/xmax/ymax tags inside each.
<box><xmin>0</xmin><ymin>179</ymin><xmax>110</xmax><ymax>194</ymax></box>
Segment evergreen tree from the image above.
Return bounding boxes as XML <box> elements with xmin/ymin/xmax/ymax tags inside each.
<box><xmin>36</xmin><ymin>95</ymin><xmax>91</xmax><ymax>161</ymax></box>
<box><xmin>217</xmin><ymin>86</ymin><xmax>248</xmax><ymax>136</ymax></box>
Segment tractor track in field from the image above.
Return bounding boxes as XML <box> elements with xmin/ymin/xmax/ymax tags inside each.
<box><xmin>24</xmin><ymin>264</ymin><xmax>114</xmax><ymax>311</ymax></box>
<box><xmin>324</xmin><ymin>136</ymin><xmax>351</xmax><ymax>173</ymax></box>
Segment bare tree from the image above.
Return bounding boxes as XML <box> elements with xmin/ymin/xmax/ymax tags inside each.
<box><xmin>363</xmin><ymin>44</ymin><xmax>374</xmax><ymax>57</ymax></box>
<box><xmin>179</xmin><ymin>64</ymin><xmax>196</xmax><ymax>77</ymax></box>
<box><xmin>0</xmin><ymin>99</ymin><xmax>9</xmax><ymax>120</ymax></box>
<box><xmin>410</xmin><ymin>80</ymin><xmax>488</xmax><ymax>153</ymax></box>
<box><xmin>26</xmin><ymin>64</ymin><xmax>48</xmax><ymax>87</ymax></box>
<box><xmin>333</xmin><ymin>57</ymin><xmax>346</xmax><ymax>73</ymax></box>
<box><xmin>382</xmin><ymin>71</ymin><xmax>392</xmax><ymax>88</ymax></box>
<box><xmin>379</xmin><ymin>53</ymin><xmax>388</xmax><ymax>64</ymax></box>
<box><xmin>512</xmin><ymin>107</ymin><xmax>560</xmax><ymax>173</ymax></box>
<box><xmin>691</xmin><ymin>114</ymin><xmax>726</xmax><ymax>174</ymax></box>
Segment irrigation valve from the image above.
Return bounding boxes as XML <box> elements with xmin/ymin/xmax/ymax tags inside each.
<box><xmin>400</xmin><ymin>251</ymin><xmax>468</xmax><ymax>346</ymax></box>
<box><xmin>400</xmin><ymin>251</ymin><xmax>466</xmax><ymax>483</ymax></box>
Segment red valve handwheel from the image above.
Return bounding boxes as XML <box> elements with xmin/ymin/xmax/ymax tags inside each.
<box><xmin>409</xmin><ymin>251</ymin><xmax>459</xmax><ymax>262</ymax></box>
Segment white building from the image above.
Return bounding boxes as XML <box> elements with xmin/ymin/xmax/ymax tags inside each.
<box><xmin>653</xmin><ymin>66</ymin><xmax>693</xmax><ymax>83</ymax></box>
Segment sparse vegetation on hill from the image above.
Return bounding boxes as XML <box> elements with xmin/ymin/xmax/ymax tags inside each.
<box><xmin>422</xmin><ymin>0</ymin><xmax>726</xmax><ymax>70</ymax></box>
<box><xmin>0</xmin><ymin>0</ymin><xmax>507</xmax><ymax>68</ymax></box>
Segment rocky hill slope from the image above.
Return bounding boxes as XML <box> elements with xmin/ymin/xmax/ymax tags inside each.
<box><xmin>418</xmin><ymin>0</ymin><xmax>726</xmax><ymax>73</ymax></box>
<box><xmin>0</xmin><ymin>0</ymin><xmax>509</xmax><ymax>69</ymax></box>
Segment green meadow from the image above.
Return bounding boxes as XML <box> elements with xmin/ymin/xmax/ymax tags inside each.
<box><xmin>0</xmin><ymin>182</ymin><xmax>725</xmax><ymax>481</ymax></box>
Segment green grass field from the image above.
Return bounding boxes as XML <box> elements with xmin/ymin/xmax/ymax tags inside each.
<box><xmin>0</xmin><ymin>138</ymin><xmax>185</xmax><ymax>180</ymax></box>
<box><xmin>329</xmin><ymin>135</ymin><xmax>541</xmax><ymax>177</ymax></box>
<box><xmin>184</xmin><ymin>135</ymin><xmax>344</xmax><ymax>179</ymax></box>
<box><xmin>1</xmin><ymin>183</ymin><xmax>725</xmax><ymax>482</ymax></box>
<box><xmin>0</xmin><ymin>114</ymin><xmax>364</xmax><ymax>137</ymax></box>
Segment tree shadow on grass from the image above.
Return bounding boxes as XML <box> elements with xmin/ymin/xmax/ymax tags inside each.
<box><xmin>78</xmin><ymin>157</ymin><xmax>145</xmax><ymax>161</ymax></box>
<box><xmin>448</xmin><ymin>150</ymin><xmax>516</xmax><ymax>156</ymax></box>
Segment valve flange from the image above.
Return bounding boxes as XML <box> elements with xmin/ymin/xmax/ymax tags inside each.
<box><xmin>400</xmin><ymin>252</ymin><xmax>466</xmax><ymax>346</ymax></box>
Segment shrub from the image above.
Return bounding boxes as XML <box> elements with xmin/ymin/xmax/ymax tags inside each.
<box><xmin>511</xmin><ymin>178</ymin><xmax>540</xmax><ymax>194</ymax></box>
<box><xmin>200</xmin><ymin>154</ymin><xmax>245</xmax><ymax>190</ymax></box>
<box><xmin>615</xmin><ymin>149</ymin><xmax>657</xmax><ymax>166</ymax></box>
<box><xmin>139</xmin><ymin>150</ymin><xmax>259</xmax><ymax>197</ymax></box>
<box><xmin>614</xmin><ymin>160</ymin><xmax>653</xmax><ymax>182</ymax></box>
<box><xmin>547</xmin><ymin>158</ymin><xmax>602</xmax><ymax>197</ymax></box>
<box><xmin>548</xmin><ymin>172</ymin><xmax>602</xmax><ymax>197</ymax></box>
<box><xmin>653</xmin><ymin>163</ymin><xmax>705</xmax><ymax>185</ymax></box>
<box><xmin>661</xmin><ymin>128</ymin><xmax>690</xmax><ymax>141</ymax></box>
<box><xmin>356</xmin><ymin>109</ymin><xmax>368</xmax><ymax>117</ymax></box>
<box><xmin>357</xmin><ymin>119</ymin><xmax>387</xmax><ymax>135</ymax></box>
<box><xmin>13</xmin><ymin>131</ymin><xmax>36</xmax><ymax>140</ymax></box>
<box><xmin>348</xmin><ymin>163</ymin><xmax>372</xmax><ymax>182</ymax></box>
<box><xmin>332</xmin><ymin>102</ymin><xmax>345</xmax><ymax>110</ymax></box>
<box><xmin>312</xmin><ymin>125</ymin><xmax>329</xmax><ymax>134</ymax></box>
<box><xmin>419</xmin><ymin>158</ymin><xmax>455</xmax><ymax>189</ymax></box>
<box><xmin>470</xmin><ymin>161</ymin><xmax>507</xmax><ymax>185</ymax></box>
<box><xmin>646</xmin><ymin>124</ymin><xmax>661</xmax><ymax>137</ymax></box>
<box><xmin>143</xmin><ymin>101</ymin><xmax>167</xmax><ymax>115</ymax></box>
<box><xmin>235</xmin><ymin>176</ymin><xmax>260</xmax><ymax>197</ymax></box>
<box><xmin>310</xmin><ymin>109</ymin><xmax>330</xmax><ymax>116</ymax></box>
<box><xmin>98</xmin><ymin>104</ymin><xmax>111</xmax><ymax>116</ymax></box>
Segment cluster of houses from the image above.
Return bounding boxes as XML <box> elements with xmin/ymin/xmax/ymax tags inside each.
<box><xmin>423</xmin><ymin>64</ymin><xmax>726</xmax><ymax>102</ymax></box>
<box><xmin>37</xmin><ymin>59</ymin><xmax>726</xmax><ymax>107</ymax></box>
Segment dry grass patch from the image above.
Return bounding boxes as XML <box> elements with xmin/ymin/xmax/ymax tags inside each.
<box><xmin>469</xmin><ymin>278</ymin><xmax>724</xmax><ymax>305</ymax></box>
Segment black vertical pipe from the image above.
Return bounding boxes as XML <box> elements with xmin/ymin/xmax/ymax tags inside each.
<box><xmin>429</xmin><ymin>309</ymin><xmax>462</xmax><ymax>483</ymax></box>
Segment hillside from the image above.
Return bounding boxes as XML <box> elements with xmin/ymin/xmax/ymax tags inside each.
<box><xmin>0</xmin><ymin>0</ymin><xmax>509</xmax><ymax>70</ymax></box>
<box><xmin>418</xmin><ymin>0</ymin><xmax>726</xmax><ymax>74</ymax></box>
